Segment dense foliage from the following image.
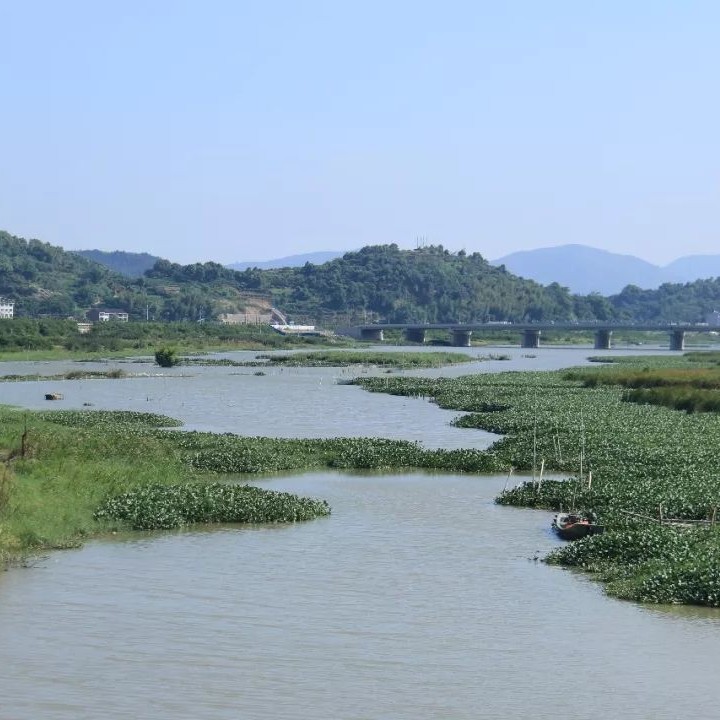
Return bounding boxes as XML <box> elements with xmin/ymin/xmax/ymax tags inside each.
<box><xmin>5</xmin><ymin>229</ymin><xmax>720</xmax><ymax>326</ymax></box>
<box><xmin>0</xmin><ymin>318</ymin><xmax>320</xmax><ymax>356</ymax></box>
<box><xmin>154</xmin><ymin>347</ymin><xmax>180</xmax><ymax>367</ymax></box>
<box><xmin>0</xmin><ymin>231</ymin><xmax>272</xmax><ymax>321</ymax></box>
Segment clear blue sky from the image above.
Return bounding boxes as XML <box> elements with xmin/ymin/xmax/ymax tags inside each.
<box><xmin>1</xmin><ymin>1</ymin><xmax>718</xmax><ymax>265</ymax></box>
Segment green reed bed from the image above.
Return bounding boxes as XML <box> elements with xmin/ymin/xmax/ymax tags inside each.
<box><xmin>0</xmin><ymin>369</ymin><xmax>129</xmax><ymax>382</ymax></box>
<box><xmin>353</xmin><ymin>357</ymin><xmax>720</xmax><ymax>606</ymax></box>
<box><xmin>566</xmin><ymin>357</ymin><xmax>720</xmax><ymax>414</ymax></box>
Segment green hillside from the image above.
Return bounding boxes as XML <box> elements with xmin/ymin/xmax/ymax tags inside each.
<box><xmin>2</xmin><ymin>229</ymin><xmax>720</xmax><ymax>326</ymax></box>
<box><xmin>149</xmin><ymin>244</ymin><xmax>616</xmax><ymax>325</ymax></box>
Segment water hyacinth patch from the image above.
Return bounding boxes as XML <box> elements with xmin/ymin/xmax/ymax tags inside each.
<box><xmin>94</xmin><ymin>482</ymin><xmax>331</xmax><ymax>530</ymax></box>
<box><xmin>353</xmin><ymin>356</ymin><xmax>720</xmax><ymax>606</ymax></box>
<box><xmin>37</xmin><ymin>409</ymin><xmax>182</xmax><ymax>428</ymax></box>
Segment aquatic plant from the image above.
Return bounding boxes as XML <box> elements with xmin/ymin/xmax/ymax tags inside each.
<box><xmin>154</xmin><ymin>347</ymin><xmax>180</xmax><ymax>367</ymax></box>
<box><xmin>94</xmin><ymin>482</ymin><xmax>331</xmax><ymax>530</ymax></box>
<box><xmin>353</xmin><ymin>356</ymin><xmax>720</xmax><ymax>606</ymax></box>
<box><xmin>253</xmin><ymin>350</ymin><xmax>474</xmax><ymax>368</ymax></box>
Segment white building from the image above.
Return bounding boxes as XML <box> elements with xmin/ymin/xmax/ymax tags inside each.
<box><xmin>0</xmin><ymin>298</ymin><xmax>14</xmax><ymax>319</ymax></box>
<box><xmin>87</xmin><ymin>308</ymin><xmax>129</xmax><ymax>322</ymax></box>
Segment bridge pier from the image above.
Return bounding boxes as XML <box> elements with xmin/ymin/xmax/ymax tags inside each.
<box><xmin>360</xmin><ymin>327</ymin><xmax>384</xmax><ymax>342</ymax></box>
<box><xmin>451</xmin><ymin>329</ymin><xmax>472</xmax><ymax>347</ymax></box>
<box><xmin>405</xmin><ymin>327</ymin><xmax>426</xmax><ymax>344</ymax></box>
<box><xmin>522</xmin><ymin>329</ymin><xmax>541</xmax><ymax>349</ymax></box>
<box><xmin>594</xmin><ymin>329</ymin><xmax>613</xmax><ymax>350</ymax></box>
<box><xmin>669</xmin><ymin>329</ymin><xmax>685</xmax><ymax>351</ymax></box>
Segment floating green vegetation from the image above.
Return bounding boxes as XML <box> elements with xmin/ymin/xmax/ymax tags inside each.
<box><xmin>352</xmin><ymin>355</ymin><xmax>720</xmax><ymax>606</ymax></box>
<box><xmin>0</xmin><ymin>369</ymin><xmax>128</xmax><ymax>382</ymax></box>
<box><xmin>181</xmin><ymin>434</ymin><xmax>499</xmax><ymax>474</ymax></box>
<box><xmin>253</xmin><ymin>350</ymin><xmax>474</xmax><ymax>368</ymax></box>
<box><xmin>37</xmin><ymin>409</ymin><xmax>183</xmax><ymax>428</ymax></box>
<box><xmin>94</xmin><ymin>482</ymin><xmax>330</xmax><ymax>530</ymax></box>
<box><xmin>181</xmin><ymin>357</ymin><xmax>246</xmax><ymax>367</ymax></box>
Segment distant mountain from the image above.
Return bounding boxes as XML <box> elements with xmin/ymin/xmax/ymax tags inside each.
<box><xmin>227</xmin><ymin>251</ymin><xmax>344</xmax><ymax>271</ymax></box>
<box><xmin>663</xmin><ymin>255</ymin><xmax>720</xmax><ymax>284</ymax></box>
<box><xmin>492</xmin><ymin>244</ymin><xmax>720</xmax><ymax>295</ymax></box>
<box><xmin>74</xmin><ymin>249</ymin><xmax>162</xmax><ymax>278</ymax></box>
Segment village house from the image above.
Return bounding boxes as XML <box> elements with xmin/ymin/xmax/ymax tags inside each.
<box><xmin>0</xmin><ymin>298</ymin><xmax>15</xmax><ymax>319</ymax></box>
<box><xmin>86</xmin><ymin>308</ymin><xmax>129</xmax><ymax>322</ymax></box>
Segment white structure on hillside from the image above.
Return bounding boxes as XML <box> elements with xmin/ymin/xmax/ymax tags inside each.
<box><xmin>0</xmin><ymin>298</ymin><xmax>14</xmax><ymax>319</ymax></box>
<box><xmin>87</xmin><ymin>308</ymin><xmax>129</xmax><ymax>322</ymax></box>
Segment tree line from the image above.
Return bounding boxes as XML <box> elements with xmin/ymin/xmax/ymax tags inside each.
<box><xmin>2</xmin><ymin>230</ymin><xmax>720</xmax><ymax>326</ymax></box>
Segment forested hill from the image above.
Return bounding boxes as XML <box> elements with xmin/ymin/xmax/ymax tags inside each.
<box><xmin>2</xmin><ymin>230</ymin><xmax>720</xmax><ymax>325</ymax></box>
<box><xmin>0</xmin><ymin>231</ymin><xmax>130</xmax><ymax>317</ymax></box>
<box><xmin>240</xmin><ymin>244</ymin><xmax>614</xmax><ymax>324</ymax></box>
<box><xmin>147</xmin><ymin>244</ymin><xmax>616</xmax><ymax>324</ymax></box>
<box><xmin>611</xmin><ymin>280</ymin><xmax>720</xmax><ymax>323</ymax></box>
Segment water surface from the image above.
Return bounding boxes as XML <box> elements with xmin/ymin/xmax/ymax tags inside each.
<box><xmin>1</xmin><ymin>345</ymin><xmax>717</xmax><ymax>719</ymax></box>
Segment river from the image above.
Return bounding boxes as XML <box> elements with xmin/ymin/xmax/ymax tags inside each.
<box><xmin>1</xmin><ymin>345</ymin><xmax>719</xmax><ymax>720</ymax></box>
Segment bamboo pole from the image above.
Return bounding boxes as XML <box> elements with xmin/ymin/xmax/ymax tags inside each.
<box><xmin>503</xmin><ymin>467</ymin><xmax>514</xmax><ymax>493</ymax></box>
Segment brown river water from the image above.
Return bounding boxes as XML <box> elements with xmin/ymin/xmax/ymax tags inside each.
<box><xmin>1</xmin><ymin>346</ymin><xmax>719</xmax><ymax>719</ymax></box>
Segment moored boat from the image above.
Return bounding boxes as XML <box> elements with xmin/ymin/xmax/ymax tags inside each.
<box><xmin>552</xmin><ymin>512</ymin><xmax>604</xmax><ymax>541</ymax></box>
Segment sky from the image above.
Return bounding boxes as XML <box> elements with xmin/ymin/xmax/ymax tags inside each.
<box><xmin>1</xmin><ymin>1</ymin><xmax>718</xmax><ymax>266</ymax></box>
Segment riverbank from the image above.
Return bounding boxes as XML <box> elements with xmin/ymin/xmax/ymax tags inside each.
<box><xmin>0</xmin><ymin>319</ymin><xmax>350</xmax><ymax>363</ymax></box>
<box><xmin>0</xmin><ymin>405</ymin><xmax>499</xmax><ymax>566</ymax></box>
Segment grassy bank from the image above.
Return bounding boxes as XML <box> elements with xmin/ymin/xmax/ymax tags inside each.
<box><xmin>0</xmin><ymin>407</ymin><xmax>498</xmax><ymax>566</ymax></box>
<box><xmin>0</xmin><ymin>319</ymin><xmax>347</xmax><ymax>362</ymax></box>
<box><xmin>353</xmin><ymin>353</ymin><xmax>720</xmax><ymax>606</ymax></box>
<box><xmin>0</xmin><ymin>409</ymin><xmax>336</xmax><ymax>565</ymax></box>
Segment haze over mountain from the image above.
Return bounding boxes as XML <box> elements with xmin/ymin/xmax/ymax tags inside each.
<box><xmin>227</xmin><ymin>251</ymin><xmax>344</xmax><ymax>271</ymax></box>
<box><xmin>492</xmin><ymin>245</ymin><xmax>720</xmax><ymax>295</ymax></box>
<box><xmin>74</xmin><ymin>249</ymin><xmax>162</xmax><ymax>278</ymax></box>
<box><xmin>75</xmin><ymin>242</ymin><xmax>720</xmax><ymax>298</ymax></box>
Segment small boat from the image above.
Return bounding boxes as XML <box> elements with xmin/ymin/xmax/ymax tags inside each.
<box><xmin>552</xmin><ymin>512</ymin><xmax>604</xmax><ymax>541</ymax></box>
<box><xmin>44</xmin><ymin>392</ymin><xmax>64</xmax><ymax>401</ymax></box>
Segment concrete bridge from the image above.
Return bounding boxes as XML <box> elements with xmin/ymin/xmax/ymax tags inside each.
<box><xmin>340</xmin><ymin>322</ymin><xmax>710</xmax><ymax>350</ymax></box>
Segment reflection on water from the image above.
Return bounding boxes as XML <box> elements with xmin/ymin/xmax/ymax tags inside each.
<box><xmin>1</xmin><ymin>347</ymin><xmax>719</xmax><ymax>719</ymax></box>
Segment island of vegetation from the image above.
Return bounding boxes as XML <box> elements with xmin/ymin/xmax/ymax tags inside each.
<box><xmin>251</xmin><ymin>350</ymin><xmax>477</xmax><ymax>368</ymax></box>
